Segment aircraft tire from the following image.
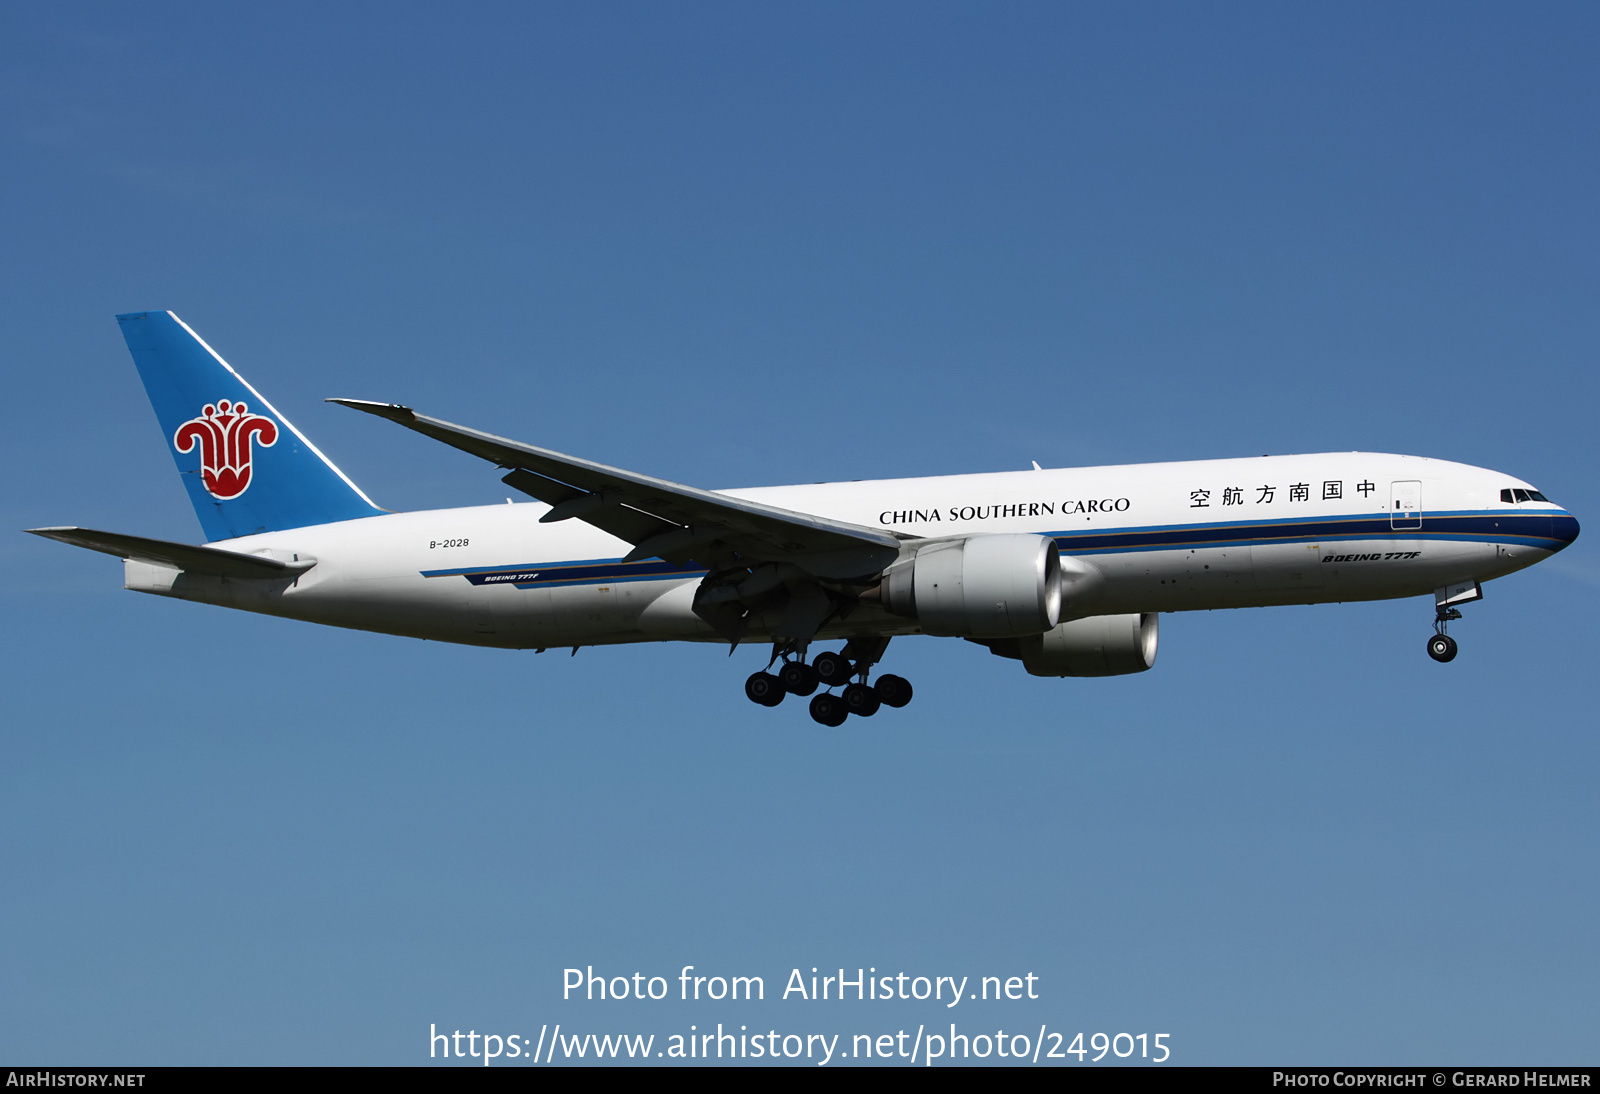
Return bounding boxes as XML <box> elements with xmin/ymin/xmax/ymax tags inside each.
<box><xmin>843</xmin><ymin>682</ymin><xmax>881</xmax><ymax>717</ymax></box>
<box><xmin>875</xmin><ymin>674</ymin><xmax>913</xmax><ymax>708</ymax></box>
<box><xmin>1427</xmin><ymin>634</ymin><xmax>1458</xmax><ymax>663</ymax></box>
<box><xmin>809</xmin><ymin>693</ymin><xmax>848</xmax><ymax>727</ymax></box>
<box><xmin>779</xmin><ymin>661</ymin><xmax>820</xmax><ymax>696</ymax></box>
<box><xmin>813</xmin><ymin>651</ymin><xmax>854</xmax><ymax>687</ymax></box>
<box><xmin>745</xmin><ymin>671</ymin><xmax>786</xmax><ymax>706</ymax></box>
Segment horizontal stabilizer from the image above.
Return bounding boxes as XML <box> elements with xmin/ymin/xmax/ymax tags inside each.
<box><xmin>26</xmin><ymin>527</ymin><xmax>311</xmax><ymax>579</ymax></box>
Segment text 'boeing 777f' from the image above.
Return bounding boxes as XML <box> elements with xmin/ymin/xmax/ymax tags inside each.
<box><xmin>29</xmin><ymin>312</ymin><xmax>1580</xmax><ymax>726</ymax></box>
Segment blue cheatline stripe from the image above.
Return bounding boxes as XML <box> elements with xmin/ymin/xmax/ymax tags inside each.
<box><xmin>419</xmin><ymin>509</ymin><xmax>1574</xmax><ymax>590</ymax></box>
<box><xmin>1046</xmin><ymin>509</ymin><xmax>1574</xmax><ymax>555</ymax></box>
<box><xmin>421</xmin><ymin>556</ymin><xmax>705</xmax><ymax>589</ymax></box>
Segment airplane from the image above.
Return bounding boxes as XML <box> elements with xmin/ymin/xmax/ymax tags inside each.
<box><xmin>29</xmin><ymin>312</ymin><xmax>1580</xmax><ymax>726</ymax></box>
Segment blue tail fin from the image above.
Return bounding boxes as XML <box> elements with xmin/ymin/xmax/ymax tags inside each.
<box><xmin>117</xmin><ymin>311</ymin><xmax>382</xmax><ymax>542</ymax></box>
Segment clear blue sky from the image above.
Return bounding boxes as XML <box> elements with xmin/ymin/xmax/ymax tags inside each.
<box><xmin>2</xmin><ymin>2</ymin><xmax>1596</xmax><ymax>1066</ymax></box>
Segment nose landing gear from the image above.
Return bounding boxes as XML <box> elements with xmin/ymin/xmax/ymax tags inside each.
<box><xmin>1426</xmin><ymin>580</ymin><xmax>1481</xmax><ymax>663</ymax></box>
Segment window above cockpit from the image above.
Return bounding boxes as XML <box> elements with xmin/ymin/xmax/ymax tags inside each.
<box><xmin>1501</xmin><ymin>488</ymin><xmax>1550</xmax><ymax>503</ymax></box>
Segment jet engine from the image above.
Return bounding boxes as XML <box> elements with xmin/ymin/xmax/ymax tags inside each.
<box><xmin>875</xmin><ymin>533</ymin><xmax>1063</xmax><ymax>638</ymax></box>
<box><xmin>981</xmin><ymin>613</ymin><xmax>1159</xmax><ymax>677</ymax></box>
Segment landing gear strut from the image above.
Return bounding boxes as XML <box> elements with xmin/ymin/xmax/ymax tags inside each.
<box><xmin>1428</xmin><ymin>604</ymin><xmax>1461</xmax><ymax>662</ymax></box>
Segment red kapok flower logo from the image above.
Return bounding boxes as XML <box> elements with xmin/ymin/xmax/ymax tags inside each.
<box><xmin>173</xmin><ymin>399</ymin><xmax>279</xmax><ymax>500</ymax></box>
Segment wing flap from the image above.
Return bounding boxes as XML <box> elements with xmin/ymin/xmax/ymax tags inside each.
<box><xmin>500</xmin><ymin>469</ymin><xmax>682</xmax><ymax>548</ymax></box>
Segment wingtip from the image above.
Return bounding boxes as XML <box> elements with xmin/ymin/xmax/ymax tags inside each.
<box><xmin>326</xmin><ymin>398</ymin><xmax>417</xmax><ymax>422</ymax></box>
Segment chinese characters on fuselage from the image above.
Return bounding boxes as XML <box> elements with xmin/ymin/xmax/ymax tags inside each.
<box><xmin>1190</xmin><ymin>480</ymin><xmax>1374</xmax><ymax>508</ymax></box>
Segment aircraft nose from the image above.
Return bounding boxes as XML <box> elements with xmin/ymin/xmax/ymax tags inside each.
<box><xmin>1550</xmin><ymin>511</ymin><xmax>1580</xmax><ymax>551</ymax></box>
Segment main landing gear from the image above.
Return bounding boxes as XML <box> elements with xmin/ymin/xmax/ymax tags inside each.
<box><xmin>743</xmin><ymin>640</ymin><xmax>914</xmax><ymax>726</ymax></box>
<box><xmin>807</xmin><ymin>672</ymin><xmax>913</xmax><ymax>727</ymax></box>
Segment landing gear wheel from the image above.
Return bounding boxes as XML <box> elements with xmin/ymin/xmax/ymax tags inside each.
<box><xmin>842</xmin><ymin>682</ymin><xmax>881</xmax><ymax>717</ymax></box>
<box><xmin>874</xmin><ymin>674</ymin><xmax>913</xmax><ymax>708</ymax></box>
<box><xmin>778</xmin><ymin>661</ymin><xmax>820</xmax><ymax>696</ymax></box>
<box><xmin>809</xmin><ymin>693</ymin><xmax>848</xmax><ymax>727</ymax></box>
<box><xmin>813</xmin><ymin>650</ymin><xmax>854</xmax><ymax>687</ymax></box>
<box><xmin>1427</xmin><ymin>634</ymin><xmax>1458</xmax><ymax>663</ymax></box>
<box><xmin>745</xmin><ymin>671</ymin><xmax>785</xmax><ymax>706</ymax></box>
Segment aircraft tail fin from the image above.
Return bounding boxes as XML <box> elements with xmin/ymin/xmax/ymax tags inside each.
<box><xmin>117</xmin><ymin>311</ymin><xmax>382</xmax><ymax>542</ymax></box>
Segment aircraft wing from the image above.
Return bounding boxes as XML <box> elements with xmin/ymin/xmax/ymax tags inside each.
<box><xmin>329</xmin><ymin>400</ymin><xmax>904</xmax><ymax>579</ymax></box>
<box><xmin>26</xmin><ymin>527</ymin><xmax>312</xmax><ymax>579</ymax></box>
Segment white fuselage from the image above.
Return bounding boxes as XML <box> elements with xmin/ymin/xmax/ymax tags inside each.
<box><xmin>124</xmin><ymin>452</ymin><xmax>1577</xmax><ymax>650</ymax></box>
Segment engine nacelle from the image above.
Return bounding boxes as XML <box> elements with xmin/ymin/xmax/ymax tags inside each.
<box><xmin>879</xmin><ymin>533</ymin><xmax>1062</xmax><ymax>638</ymax></box>
<box><xmin>986</xmin><ymin>613</ymin><xmax>1159</xmax><ymax>677</ymax></box>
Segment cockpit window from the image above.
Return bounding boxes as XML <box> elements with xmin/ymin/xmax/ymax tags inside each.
<box><xmin>1503</xmin><ymin>488</ymin><xmax>1551</xmax><ymax>503</ymax></box>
